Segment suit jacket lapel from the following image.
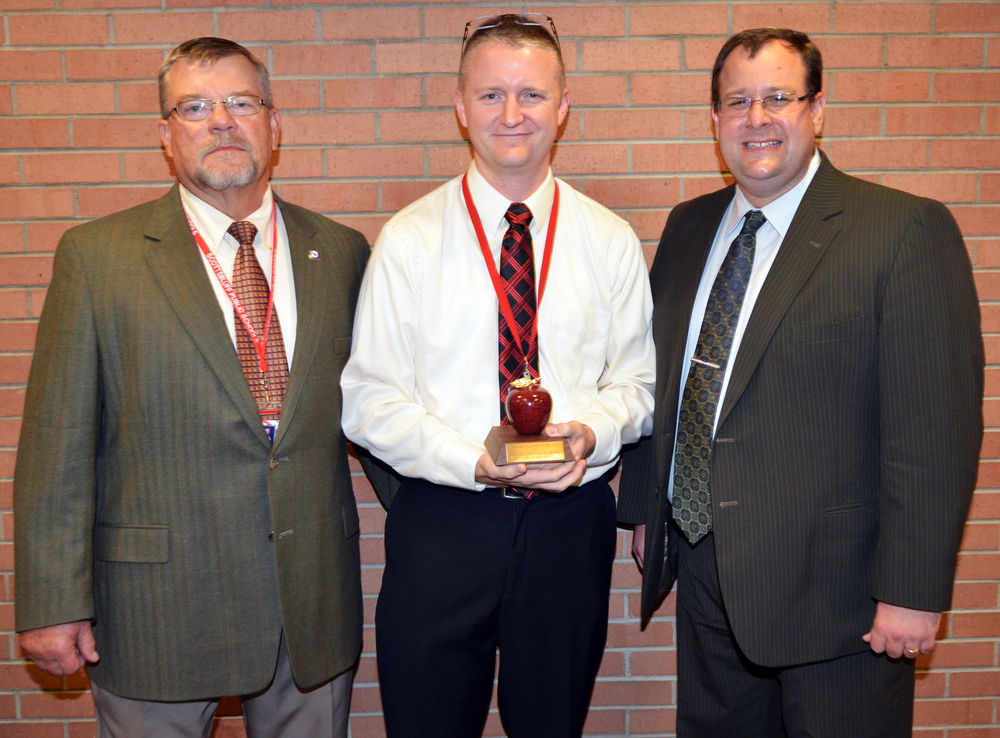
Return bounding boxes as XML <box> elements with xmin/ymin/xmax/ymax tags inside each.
<box><xmin>653</xmin><ymin>186</ymin><xmax>734</xmax><ymax>482</ymax></box>
<box><xmin>271</xmin><ymin>199</ymin><xmax>327</xmax><ymax>448</ymax></box>
<box><xmin>719</xmin><ymin>154</ymin><xmax>845</xmax><ymax>425</ymax></box>
<box><xmin>141</xmin><ymin>185</ymin><xmax>272</xmax><ymax>446</ymax></box>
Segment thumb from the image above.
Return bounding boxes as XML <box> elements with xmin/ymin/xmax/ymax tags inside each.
<box><xmin>77</xmin><ymin>624</ymin><xmax>100</xmax><ymax>663</ymax></box>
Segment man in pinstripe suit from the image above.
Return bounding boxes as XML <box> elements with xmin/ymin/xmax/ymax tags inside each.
<box><xmin>617</xmin><ymin>28</ymin><xmax>983</xmax><ymax>737</ymax></box>
<box><xmin>14</xmin><ymin>38</ymin><xmax>367</xmax><ymax>736</ymax></box>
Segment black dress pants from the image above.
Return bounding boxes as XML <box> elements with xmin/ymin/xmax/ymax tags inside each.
<box><xmin>376</xmin><ymin>478</ymin><xmax>617</xmax><ymax>738</ymax></box>
<box><xmin>676</xmin><ymin>529</ymin><xmax>915</xmax><ymax>738</ymax></box>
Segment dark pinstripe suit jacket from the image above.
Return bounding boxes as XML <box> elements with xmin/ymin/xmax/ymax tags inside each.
<box><xmin>14</xmin><ymin>186</ymin><xmax>368</xmax><ymax>700</ymax></box>
<box><xmin>617</xmin><ymin>152</ymin><xmax>983</xmax><ymax>668</ymax></box>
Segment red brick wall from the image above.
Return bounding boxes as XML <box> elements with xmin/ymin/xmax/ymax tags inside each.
<box><xmin>1</xmin><ymin>2</ymin><xmax>998</xmax><ymax>736</ymax></box>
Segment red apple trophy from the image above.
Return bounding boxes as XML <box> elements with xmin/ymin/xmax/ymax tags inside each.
<box><xmin>485</xmin><ymin>376</ymin><xmax>571</xmax><ymax>465</ymax></box>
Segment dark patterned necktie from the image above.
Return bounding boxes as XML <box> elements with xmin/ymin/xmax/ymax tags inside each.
<box><xmin>498</xmin><ymin>203</ymin><xmax>537</xmax><ymax>422</ymax></box>
<box><xmin>672</xmin><ymin>210</ymin><xmax>766</xmax><ymax>543</ymax></box>
<box><xmin>228</xmin><ymin>220</ymin><xmax>289</xmax><ymax>417</ymax></box>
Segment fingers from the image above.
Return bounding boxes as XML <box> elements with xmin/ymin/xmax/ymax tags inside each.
<box><xmin>474</xmin><ymin>452</ymin><xmax>527</xmax><ymax>487</ymax></box>
<box><xmin>475</xmin><ymin>449</ymin><xmax>587</xmax><ymax>493</ymax></box>
<box><xmin>18</xmin><ymin>621</ymin><xmax>98</xmax><ymax>676</ymax></box>
<box><xmin>77</xmin><ymin>625</ymin><xmax>100</xmax><ymax>664</ymax></box>
<box><xmin>864</xmin><ymin>628</ymin><xmax>909</xmax><ymax>659</ymax></box>
<box><xmin>520</xmin><ymin>458</ymin><xmax>586</xmax><ymax>491</ymax></box>
<box><xmin>477</xmin><ymin>461</ymin><xmax>578</xmax><ymax>490</ymax></box>
<box><xmin>487</xmin><ymin>462</ymin><xmax>530</xmax><ymax>484</ymax></box>
<box><xmin>53</xmin><ymin>652</ymin><xmax>86</xmax><ymax>676</ymax></box>
<box><xmin>27</xmin><ymin>646</ymin><xmax>86</xmax><ymax>676</ymax></box>
<box><xmin>902</xmin><ymin>635</ymin><xmax>937</xmax><ymax>659</ymax></box>
<box><xmin>545</xmin><ymin>421</ymin><xmax>596</xmax><ymax>459</ymax></box>
<box><xmin>864</xmin><ymin>603</ymin><xmax>940</xmax><ymax>659</ymax></box>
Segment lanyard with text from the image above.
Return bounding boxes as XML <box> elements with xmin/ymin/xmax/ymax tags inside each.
<box><xmin>461</xmin><ymin>174</ymin><xmax>559</xmax><ymax>372</ymax></box>
<box><xmin>183</xmin><ymin>200</ymin><xmax>280</xmax><ymax>377</ymax></box>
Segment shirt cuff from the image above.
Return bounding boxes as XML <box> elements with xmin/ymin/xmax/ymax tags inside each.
<box><xmin>578</xmin><ymin>412</ymin><xmax>620</xmax><ymax>467</ymax></box>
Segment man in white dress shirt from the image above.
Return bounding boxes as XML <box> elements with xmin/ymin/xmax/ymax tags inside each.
<box><xmin>341</xmin><ymin>13</ymin><xmax>655</xmax><ymax>738</ymax></box>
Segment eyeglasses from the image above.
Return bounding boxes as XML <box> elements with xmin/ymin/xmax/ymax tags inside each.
<box><xmin>461</xmin><ymin>12</ymin><xmax>560</xmax><ymax>53</ymax></box>
<box><xmin>715</xmin><ymin>92</ymin><xmax>812</xmax><ymax>119</ymax></box>
<box><xmin>170</xmin><ymin>95</ymin><xmax>269</xmax><ymax>122</ymax></box>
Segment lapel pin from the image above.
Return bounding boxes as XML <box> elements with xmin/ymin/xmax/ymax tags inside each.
<box><xmin>307</xmin><ymin>250</ymin><xmax>320</xmax><ymax>261</ymax></box>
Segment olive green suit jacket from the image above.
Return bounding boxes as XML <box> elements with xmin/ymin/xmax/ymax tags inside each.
<box><xmin>15</xmin><ymin>185</ymin><xmax>368</xmax><ymax>701</ymax></box>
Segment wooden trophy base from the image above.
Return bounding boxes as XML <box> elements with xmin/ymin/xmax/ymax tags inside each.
<box><xmin>484</xmin><ymin>425</ymin><xmax>572</xmax><ymax>465</ymax></box>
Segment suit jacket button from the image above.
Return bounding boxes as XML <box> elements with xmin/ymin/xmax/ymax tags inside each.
<box><xmin>268</xmin><ymin>457</ymin><xmax>279</xmax><ymax>470</ymax></box>
<box><xmin>267</xmin><ymin>530</ymin><xmax>275</xmax><ymax>541</ymax></box>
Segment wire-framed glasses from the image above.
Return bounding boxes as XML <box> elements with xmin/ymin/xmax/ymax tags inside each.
<box><xmin>171</xmin><ymin>96</ymin><xmax>269</xmax><ymax>122</ymax></box>
<box><xmin>715</xmin><ymin>92</ymin><xmax>812</xmax><ymax>118</ymax></box>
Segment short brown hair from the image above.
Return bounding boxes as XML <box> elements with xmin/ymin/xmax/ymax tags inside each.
<box><xmin>459</xmin><ymin>14</ymin><xmax>565</xmax><ymax>89</ymax></box>
<box><xmin>711</xmin><ymin>28</ymin><xmax>822</xmax><ymax>106</ymax></box>
<box><xmin>158</xmin><ymin>37</ymin><xmax>272</xmax><ymax>118</ymax></box>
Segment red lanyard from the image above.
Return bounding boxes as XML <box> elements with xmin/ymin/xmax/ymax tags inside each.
<box><xmin>183</xmin><ymin>199</ymin><xmax>279</xmax><ymax>375</ymax></box>
<box><xmin>461</xmin><ymin>173</ymin><xmax>558</xmax><ymax>367</ymax></box>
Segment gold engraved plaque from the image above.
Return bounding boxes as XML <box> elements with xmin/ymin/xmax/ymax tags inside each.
<box><xmin>485</xmin><ymin>425</ymin><xmax>571</xmax><ymax>465</ymax></box>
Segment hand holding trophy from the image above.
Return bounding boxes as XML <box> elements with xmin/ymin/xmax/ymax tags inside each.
<box><xmin>485</xmin><ymin>376</ymin><xmax>571</xmax><ymax>464</ymax></box>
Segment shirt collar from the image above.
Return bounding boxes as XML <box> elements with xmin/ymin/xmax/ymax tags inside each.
<box><xmin>725</xmin><ymin>149</ymin><xmax>821</xmax><ymax>241</ymax></box>
<box><xmin>178</xmin><ymin>184</ymin><xmax>275</xmax><ymax>253</ymax></box>
<box><xmin>465</xmin><ymin>162</ymin><xmax>556</xmax><ymax>241</ymax></box>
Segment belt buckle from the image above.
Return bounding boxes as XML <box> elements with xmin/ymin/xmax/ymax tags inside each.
<box><xmin>502</xmin><ymin>487</ymin><xmax>523</xmax><ymax>500</ymax></box>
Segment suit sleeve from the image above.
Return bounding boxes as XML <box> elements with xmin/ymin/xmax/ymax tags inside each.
<box><xmin>873</xmin><ymin>197</ymin><xmax>983</xmax><ymax>612</ymax></box>
<box><xmin>14</xmin><ymin>228</ymin><xmax>100</xmax><ymax>632</ymax></box>
<box><xmin>617</xmin><ymin>436</ymin><xmax>655</xmax><ymax>525</ymax></box>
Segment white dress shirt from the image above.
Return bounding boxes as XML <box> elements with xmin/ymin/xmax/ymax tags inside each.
<box><xmin>179</xmin><ymin>184</ymin><xmax>297</xmax><ymax>367</ymax></box>
<box><xmin>341</xmin><ymin>163</ymin><xmax>655</xmax><ymax>491</ymax></box>
<box><xmin>667</xmin><ymin>150</ymin><xmax>821</xmax><ymax>501</ymax></box>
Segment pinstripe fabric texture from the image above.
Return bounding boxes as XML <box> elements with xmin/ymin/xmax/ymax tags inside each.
<box><xmin>618</xmin><ymin>153</ymin><xmax>983</xmax><ymax>669</ymax></box>
<box><xmin>14</xmin><ymin>186</ymin><xmax>369</xmax><ymax>701</ymax></box>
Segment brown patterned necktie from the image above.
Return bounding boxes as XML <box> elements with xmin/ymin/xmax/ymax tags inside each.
<box><xmin>228</xmin><ymin>220</ymin><xmax>289</xmax><ymax>418</ymax></box>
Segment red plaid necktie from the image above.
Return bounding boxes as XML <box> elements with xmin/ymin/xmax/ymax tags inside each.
<box><xmin>497</xmin><ymin>204</ymin><xmax>540</xmax><ymax>499</ymax></box>
<box><xmin>498</xmin><ymin>203</ymin><xmax>538</xmax><ymax>422</ymax></box>
<box><xmin>228</xmin><ymin>220</ymin><xmax>289</xmax><ymax>417</ymax></box>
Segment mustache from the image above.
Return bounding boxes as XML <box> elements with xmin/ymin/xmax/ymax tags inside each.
<box><xmin>200</xmin><ymin>135</ymin><xmax>252</xmax><ymax>157</ymax></box>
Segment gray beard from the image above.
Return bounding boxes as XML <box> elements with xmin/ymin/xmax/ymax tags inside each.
<box><xmin>194</xmin><ymin>160</ymin><xmax>259</xmax><ymax>191</ymax></box>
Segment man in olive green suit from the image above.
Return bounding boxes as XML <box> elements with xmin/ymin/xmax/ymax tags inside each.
<box><xmin>14</xmin><ymin>38</ymin><xmax>367</xmax><ymax>736</ymax></box>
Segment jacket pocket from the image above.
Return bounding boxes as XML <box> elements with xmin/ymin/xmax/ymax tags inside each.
<box><xmin>824</xmin><ymin>499</ymin><xmax>876</xmax><ymax>516</ymax></box>
<box><xmin>791</xmin><ymin>317</ymin><xmax>865</xmax><ymax>344</ymax></box>
<box><xmin>94</xmin><ymin>524</ymin><xmax>169</xmax><ymax>563</ymax></box>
